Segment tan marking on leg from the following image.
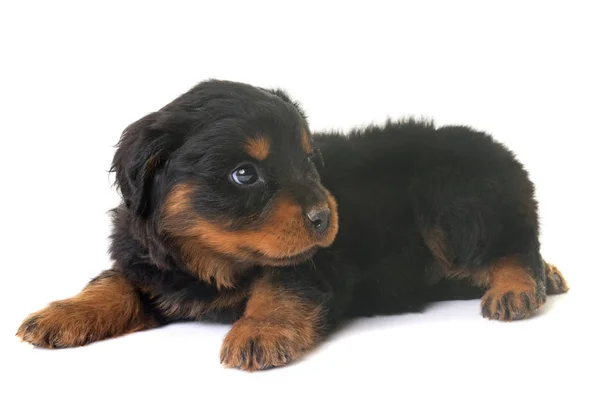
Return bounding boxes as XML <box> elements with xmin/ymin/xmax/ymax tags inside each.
<box><xmin>220</xmin><ymin>276</ymin><xmax>321</xmax><ymax>371</ymax></box>
<box><xmin>16</xmin><ymin>270</ymin><xmax>157</xmax><ymax>348</ymax></box>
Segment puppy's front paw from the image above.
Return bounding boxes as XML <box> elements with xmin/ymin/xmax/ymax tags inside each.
<box><xmin>17</xmin><ymin>302</ymin><xmax>99</xmax><ymax>348</ymax></box>
<box><xmin>220</xmin><ymin>318</ymin><xmax>306</xmax><ymax>371</ymax></box>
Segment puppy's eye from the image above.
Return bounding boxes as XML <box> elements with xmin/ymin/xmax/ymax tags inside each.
<box><xmin>231</xmin><ymin>164</ymin><xmax>260</xmax><ymax>185</ymax></box>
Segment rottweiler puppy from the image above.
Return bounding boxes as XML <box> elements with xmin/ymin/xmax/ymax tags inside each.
<box><xmin>17</xmin><ymin>80</ymin><xmax>568</xmax><ymax>370</ymax></box>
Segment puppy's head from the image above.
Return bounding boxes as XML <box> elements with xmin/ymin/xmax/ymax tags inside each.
<box><xmin>112</xmin><ymin>80</ymin><xmax>338</xmax><ymax>274</ymax></box>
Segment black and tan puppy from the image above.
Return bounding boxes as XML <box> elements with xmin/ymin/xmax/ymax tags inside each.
<box><xmin>17</xmin><ymin>80</ymin><xmax>568</xmax><ymax>370</ymax></box>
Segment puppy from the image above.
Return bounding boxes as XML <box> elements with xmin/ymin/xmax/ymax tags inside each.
<box><xmin>17</xmin><ymin>80</ymin><xmax>569</xmax><ymax>370</ymax></box>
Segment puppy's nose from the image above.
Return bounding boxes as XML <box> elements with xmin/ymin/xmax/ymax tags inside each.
<box><xmin>306</xmin><ymin>207</ymin><xmax>330</xmax><ymax>235</ymax></box>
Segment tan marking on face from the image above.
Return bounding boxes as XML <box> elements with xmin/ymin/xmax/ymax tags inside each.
<box><xmin>161</xmin><ymin>183</ymin><xmax>339</xmax><ymax>279</ymax></box>
<box><xmin>245</xmin><ymin>136</ymin><xmax>271</xmax><ymax>161</ymax></box>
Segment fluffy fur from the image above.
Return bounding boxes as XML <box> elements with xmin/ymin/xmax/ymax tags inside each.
<box><xmin>17</xmin><ymin>80</ymin><xmax>568</xmax><ymax>370</ymax></box>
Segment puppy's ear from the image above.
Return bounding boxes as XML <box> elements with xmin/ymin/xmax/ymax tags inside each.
<box><xmin>111</xmin><ymin>111</ymin><xmax>188</xmax><ymax>217</ymax></box>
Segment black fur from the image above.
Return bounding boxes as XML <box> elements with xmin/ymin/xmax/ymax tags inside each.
<box><xmin>312</xmin><ymin>120</ymin><xmax>542</xmax><ymax>317</ymax></box>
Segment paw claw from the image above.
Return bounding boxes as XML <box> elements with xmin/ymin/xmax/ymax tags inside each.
<box><xmin>512</xmin><ymin>311</ymin><xmax>525</xmax><ymax>320</ymax></box>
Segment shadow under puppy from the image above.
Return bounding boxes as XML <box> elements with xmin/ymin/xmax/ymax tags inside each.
<box><xmin>17</xmin><ymin>80</ymin><xmax>569</xmax><ymax>370</ymax></box>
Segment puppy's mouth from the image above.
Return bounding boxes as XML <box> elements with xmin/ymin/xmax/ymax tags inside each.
<box><xmin>240</xmin><ymin>246</ymin><xmax>319</xmax><ymax>266</ymax></box>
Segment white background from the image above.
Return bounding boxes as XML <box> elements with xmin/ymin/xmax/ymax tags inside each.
<box><xmin>1</xmin><ymin>1</ymin><xmax>599</xmax><ymax>414</ymax></box>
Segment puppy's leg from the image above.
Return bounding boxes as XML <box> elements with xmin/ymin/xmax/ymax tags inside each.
<box><xmin>17</xmin><ymin>270</ymin><xmax>158</xmax><ymax>348</ymax></box>
<box><xmin>220</xmin><ymin>275</ymin><xmax>322</xmax><ymax>371</ymax></box>
<box><xmin>217</xmin><ymin>253</ymin><xmax>353</xmax><ymax>372</ymax></box>
<box><xmin>421</xmin><ymin>216</ymin><xmax>553</xmax><ymax>320</ymax></box>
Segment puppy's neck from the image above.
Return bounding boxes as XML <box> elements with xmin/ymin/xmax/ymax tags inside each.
<box><xmin>176</xmin><ymin>236</ymin><xmax>247</xmax><ymax>289</ymax></box>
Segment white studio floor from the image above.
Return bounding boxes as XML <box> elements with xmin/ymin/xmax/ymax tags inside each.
<box><xmin>4</xmin><ymin>265</ymin><xmax>596</xmax><ymax>414</ymax></box>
